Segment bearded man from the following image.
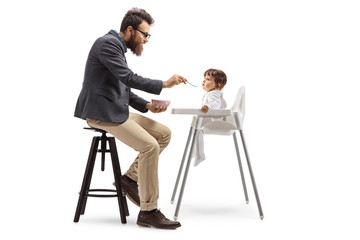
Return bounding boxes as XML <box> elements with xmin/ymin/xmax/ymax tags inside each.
<box><xmin>74</xmin><ymin>8</ymin><xmax>186</xmax><ymax>229</ymax></box>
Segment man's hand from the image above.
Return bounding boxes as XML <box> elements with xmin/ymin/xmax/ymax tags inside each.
<box><xmin>163</xmin><ymin>74</ymin><xmax>187</xmax><ymax>88</ymax></box>
<box><xmin>146</xmin><ymin>103</ymin><xmax>168</xmax><ymax>113</ymax></box>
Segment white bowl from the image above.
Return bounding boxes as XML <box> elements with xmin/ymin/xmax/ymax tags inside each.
<box><xmin>151</xmin><ymin>99</ymin><xmax>171</xmax><ymax>108</ymax></box>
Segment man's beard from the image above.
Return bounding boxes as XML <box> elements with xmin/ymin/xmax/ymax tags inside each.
<box><xmin>127</xmin><ymin>33</ymin><xmax>143</xmax><ymax>56</ymax></box>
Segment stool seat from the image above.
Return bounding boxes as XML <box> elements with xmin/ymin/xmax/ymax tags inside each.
<box><xmin>83</xmin><ymin>127</ymin><xmax>107</xmax><ymax>134</ymax></box>
<box><xmin>74</xmin><ymin>127</ymin><xmax>129</xmax><ymax>224</ymax></box>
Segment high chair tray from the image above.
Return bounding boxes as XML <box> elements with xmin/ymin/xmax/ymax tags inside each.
<box><xmin>171</xmin><ymin>108</ymin><xmax>232</xmax><ymax>117</ymax></box>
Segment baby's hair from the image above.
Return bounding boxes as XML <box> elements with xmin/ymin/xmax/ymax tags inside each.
<box><xmin>204</xmin><ymin>68</ymin><xmax>227</xmax><ymax>89</ymax></box>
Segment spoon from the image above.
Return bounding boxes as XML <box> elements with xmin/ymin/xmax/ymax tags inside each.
<box><xmin>186</xmin><ymin>80</ymin><xmax>198</xmax><ymax>87</ymax></box>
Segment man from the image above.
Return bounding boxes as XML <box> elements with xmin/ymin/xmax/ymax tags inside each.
<box><xmin>74</xmin><ymin>8</ymin><xmax>186</xmax><ymax>229</ymax></box>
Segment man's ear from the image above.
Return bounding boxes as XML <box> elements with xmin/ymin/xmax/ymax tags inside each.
<box><xmin>126</xmin><ymin>25</ymin><xmax>134</xmax><ymax>35</ymax></box>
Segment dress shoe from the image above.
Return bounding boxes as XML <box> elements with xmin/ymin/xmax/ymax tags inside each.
<box><xmin>137</xmin><ymin>209</ymin><xmax>181</xmax><ymax>229</ymax></box>
<box><xmin>113</xmin><ymin>175</ymin><xmax>140</xmax><ymax>207</ymax></box>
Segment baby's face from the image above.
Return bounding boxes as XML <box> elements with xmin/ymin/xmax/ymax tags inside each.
<box><xmin>202</xmin><ymin>74</ymin><xmax>216</xmax><ymax>92</ymax></box>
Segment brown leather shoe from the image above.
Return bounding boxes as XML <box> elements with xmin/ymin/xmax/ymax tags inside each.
<box><xmin>137</xmin><ymin>209</ymin><xmax>181</xmax><ymax>229</ymax></box>
<box><xmin>113</xmin><ymin>175</ymin><xmax>140</xmax><ymax>207</ymax></box>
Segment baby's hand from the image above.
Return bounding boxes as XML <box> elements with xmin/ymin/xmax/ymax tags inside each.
<box><xmin>201</xmin><ymin>105</ymin><xmax>209</xmax><ymax>113</ymax></box>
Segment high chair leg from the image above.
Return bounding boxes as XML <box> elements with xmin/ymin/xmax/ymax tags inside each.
<box><xmin>239</xmin><ymin>130</ymin><xmax>264</xmax><ymax>220</ymax></box>
<box><xmin>171</xmin><ymin>126</ymin><xmax>194</xmax><ymax>204</ymax></box>
<box><xmin>174</xmin><ymin>129</ymin><xmax>199</xmax><ymax>220</ymax></box>
<box><xmin>233</xmin><ymin>132</ymin><xmax>249</xmax><ymax>203</ymax></box>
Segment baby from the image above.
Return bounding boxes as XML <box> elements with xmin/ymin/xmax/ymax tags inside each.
<box><xmin>193</xmin><ymin>68</ymin><xmax>227</xmax><ymax>166</ymax></box>
<box><xmin>201</xmin><ymin>68</ymin><xmax>227</xmax><ymax>113</ymax></box>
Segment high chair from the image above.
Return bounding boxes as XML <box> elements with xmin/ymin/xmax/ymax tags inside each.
<box><xmin>170</xmin><ymin>86</ymin><xmax>264</xmax><ymax>220</ymax></box>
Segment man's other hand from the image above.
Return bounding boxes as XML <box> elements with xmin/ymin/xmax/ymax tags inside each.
<box><xmin>146</xmin><ymin>103</ymin><xmax>168</xmax><ymax>113</ymax></box>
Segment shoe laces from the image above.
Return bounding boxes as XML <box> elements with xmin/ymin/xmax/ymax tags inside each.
<box><xmin>154</xmin><ymin>209</ymin><xmax>168</xmax><ymax>220</ymax></box>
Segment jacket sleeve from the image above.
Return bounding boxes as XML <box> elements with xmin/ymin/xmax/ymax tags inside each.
<box><xmin>129</xmin><ymin>91</ymin><xmax>149</xmax><ymax>113</ymax></box>
<box><xmin>98</xmin><ymin>38</ymin><xmax>163</xmax><ymax>95</ymax></box>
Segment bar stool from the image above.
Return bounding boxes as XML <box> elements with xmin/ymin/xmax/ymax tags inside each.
<box><xmin>73</xmin><ymin>127</ymin><xmax>129</xmax><ymax>223</ymax></box>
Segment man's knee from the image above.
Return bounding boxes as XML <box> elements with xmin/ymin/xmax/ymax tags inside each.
<box><xmin>162</xmin><ymin>126</ymin><xmax>171</xmax><ymax>145</ymax></box>
<box><xmin>145</xmin><ymin>138</ymin><xmax>161</xmax><ymax>155</ymax></box>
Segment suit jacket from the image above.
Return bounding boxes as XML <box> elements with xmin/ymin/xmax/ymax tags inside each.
<box><xmin>74</xmin><ymin>30</ymin><xmax>163</xmax><ymax>123</ymax></box>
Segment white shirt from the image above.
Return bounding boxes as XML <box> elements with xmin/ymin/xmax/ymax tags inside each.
<box><xmin>193</xmin><ymin>90</ymin><xmax>227</xmax><ymax>166</ymax></box>
<box><xmin>202</xmin><ymin>89</ymin><xmax>227</xmax><ymax>109</ymax></box>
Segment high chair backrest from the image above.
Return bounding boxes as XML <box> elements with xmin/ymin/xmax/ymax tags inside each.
<box><xmin>231</xmin><ymin>86</ymin><xmax>245</xmax><ymax>130</ymax></box>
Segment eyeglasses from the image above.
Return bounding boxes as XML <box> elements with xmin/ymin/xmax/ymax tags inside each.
<box><xmin>135</xmin><ymin>28</ymin><xmax>151</xmax><ymax>39</ymax></box>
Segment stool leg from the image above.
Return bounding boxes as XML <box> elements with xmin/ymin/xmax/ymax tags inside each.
<box><xmin>122</xmin><ymin>192</ymin><xmax>129</xmax><ymax>217</ymax></box>
<box><xmin>108</xmin><ymin>137</ymin><xmax>128</xmax><ymax>223</ymax></box>
<box><xmin>74</xmin><ymin>137</ymin><xmax>100</xmax><ymax>222</ymax></box>
<box><xmin>80</xmin><ymin>137</ymin><xmax>100</xmax><ymax>215</ymax></box>
<box><xmin>109</xmin><ymin>136</ymin><xmax>129</xmax><ymax>217</ymax></box>
<box><xmin>100</xmin><ymin>133</ymin><xmax>106</xmax><ymax>171</ymax></box>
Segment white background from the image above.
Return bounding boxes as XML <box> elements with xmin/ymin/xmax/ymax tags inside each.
<box><xmin>1</xmin><ymin>0</ymin><xmax>360</xmax><ymax>239</ymax></box>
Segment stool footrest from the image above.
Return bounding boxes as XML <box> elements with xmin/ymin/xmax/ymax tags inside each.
<box><xmin>84</xmin><ymin>189</ymin><xmax>119</xmax><ymax>198</ymax></box>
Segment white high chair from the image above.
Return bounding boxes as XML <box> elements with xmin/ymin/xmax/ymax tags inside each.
<box><xmin>170</xmin><ymin>86</ymin><xmax>264</xmax><ymax>220</ymax></box>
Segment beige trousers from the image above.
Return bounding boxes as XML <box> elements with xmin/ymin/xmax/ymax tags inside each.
<box><xmin>86</xmin><ymin>112</ymin><xmax>171</xmax><ymax>211</ymax></box>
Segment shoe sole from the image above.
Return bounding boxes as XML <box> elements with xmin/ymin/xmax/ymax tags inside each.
<box><xmin>113</xmin><ymin>182</ymin><xmax>140</xmax><ymax>207</ymax></box>
<box><xmin>136</xmin><ymin>221</ymin><xmax>181</xmax><ymax>229</ymax></box>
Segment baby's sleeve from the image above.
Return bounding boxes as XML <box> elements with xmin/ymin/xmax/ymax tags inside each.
<box><xmin>204</xmin><ymin>92</ymin><xmax>222</xmax><ymax>110</ymax></box>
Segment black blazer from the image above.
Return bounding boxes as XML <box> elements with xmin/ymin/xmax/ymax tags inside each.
<box><xmin>74</xmin><ymin>30</ymin><xmax>163</xmax><ymax>123</ymax></box>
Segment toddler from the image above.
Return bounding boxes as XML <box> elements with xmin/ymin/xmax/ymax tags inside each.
<box><xmin>193</xmin><ymin>68</ymin><xmax>227</xmax><ymax>166</ymax></box>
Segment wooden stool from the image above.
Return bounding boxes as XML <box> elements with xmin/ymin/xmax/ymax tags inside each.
<box><xmin>73</xmin><ymin>127</ymin><xmax>129</xmax><ymax>223</ymax></box>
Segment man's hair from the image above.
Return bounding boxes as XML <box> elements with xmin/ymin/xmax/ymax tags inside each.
<box><xmin>120</xmin><ymin>8</ymin><xmax>154</xmax><ymax>33</ymax></box>
<box><xmin>204</xmin><ymin>68</ymin><xmax>227</xmax><ymax>89</ymax></box>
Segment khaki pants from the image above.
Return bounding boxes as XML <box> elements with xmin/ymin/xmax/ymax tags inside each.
<box><xmin>86</xmin><ymin>113</ymin><xmax>171</xmax><ymax>211</ymax></box>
